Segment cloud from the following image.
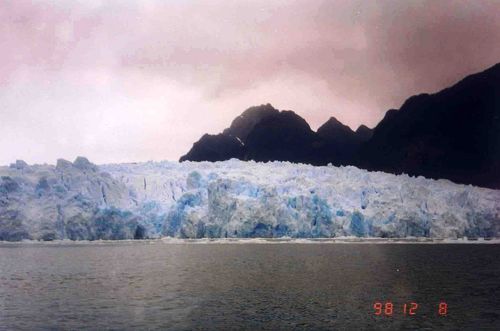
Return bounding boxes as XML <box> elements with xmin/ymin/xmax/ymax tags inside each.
<box><xmin>0</xmin><ymin>0</ymin><xmax>499</xmax><ymax>164</ymax></box>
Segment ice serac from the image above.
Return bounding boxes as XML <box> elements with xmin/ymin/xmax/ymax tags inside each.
<box><xmin>1</xmin><ymin>158</ymin><xmax>499</xmax><ymax>240</ymax></box>
<box><xmin>0</xmin><ymin>157</ymin><xmax>141</xmax><ymax>241</ymax></box>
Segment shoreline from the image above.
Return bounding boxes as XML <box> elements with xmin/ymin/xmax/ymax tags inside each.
<box><xmin>1</xmin><ymin>237</ymin><xmax>499</xmax><ymax>245</ymax></box>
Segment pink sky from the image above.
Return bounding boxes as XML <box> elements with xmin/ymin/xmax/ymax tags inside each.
<box><xmin>1</xmin><ymin>0</ymin><xmax>499</xmax><ymax>164</ymax></box>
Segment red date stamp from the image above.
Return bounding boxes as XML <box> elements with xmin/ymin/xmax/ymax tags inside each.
<box><xmin>373</xmin><ymin>301</ymin><xmax>447</xmax><ymax>316</ymax></box>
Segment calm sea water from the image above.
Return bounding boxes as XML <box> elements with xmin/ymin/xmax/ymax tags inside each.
<box><xmin>0</xmin><ymin>241</ymin><xmax>499</xmax><ymax>330</ymax></box>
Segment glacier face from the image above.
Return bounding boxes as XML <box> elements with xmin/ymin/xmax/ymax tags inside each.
<box><xmin>1</xmin><ymin>157</ymin><xmax>499</xmax><ymax>241</ymax></box>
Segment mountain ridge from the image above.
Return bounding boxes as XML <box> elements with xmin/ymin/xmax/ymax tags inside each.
<box><xmin>181</xmin><ymin>62</ymin><xmax>500</xmax><ymax>188</ymax></box>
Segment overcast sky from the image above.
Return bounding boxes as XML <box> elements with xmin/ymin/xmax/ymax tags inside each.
<box><xmin>1</xmin><ymin>0</ymin><xmax>499</xmax><ymax>165</ymax></box>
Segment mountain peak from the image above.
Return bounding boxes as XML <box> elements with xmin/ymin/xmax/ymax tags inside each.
<box><xmin>223</xmin><ymin>103</ymin><xmax>279</xmax><ymax>141</ymax></box>
<box><xmin>325</xmin><ymin>116</ymin><xmax>343</xmax><ymax>126</ymax></box>
<box><xmin>355</xmin><ymin>125</ymin><xmax>373</xmax><ymax>141</ymax></box>
<box><xmin>356</xmin><ymin>124</ymin><xmax>370</xmax><ymax>132</ymax></box>
<box><xmin>180</xmin><ymin>63</ymin><xmax>500</xmax><ymax>188</ymax></box>
<box><xmin>317</xmin><ymin>116</ymin><xmax>355</xmax><ymax>139</ymax></box>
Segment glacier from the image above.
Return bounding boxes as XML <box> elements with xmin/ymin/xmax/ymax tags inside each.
<box><xmin>0</xmin><ymin>157</ymin><xmax>499</xmax><ymax>241</ymax></box>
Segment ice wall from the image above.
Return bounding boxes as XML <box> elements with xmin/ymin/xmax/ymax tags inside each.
<box><xmin>1</xmin><ymin>158</ymin><xmax>499</xmax><ymax>241</ymax></box>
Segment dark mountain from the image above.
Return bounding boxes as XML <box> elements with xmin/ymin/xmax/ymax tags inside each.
<box><xmin>179</xmin><ymin>133</ymin><xmax>244</xmax><ymax>162</ymax></box>
<box><xmin>315</xmin><ymin>117</ymin><xmax>372</xmax><ymax>165</ymax></box>
<box><xmin>223</xmin><ymin>103</ymin><xmax>279</xmax><ymax>141</ymax></box>
<box><xmin>180</xmin><ymin>104</ymin><xmax>279</xmax><ymax>162</ymax></box>
<box><xmin>317</xmin><ymin>116</ymin><xmax>356</xmax><ymax>142</ymax></box>
<box><xmin>244</xmin><ymin>110</ymin><xmax>320</xmax><ymax>163</ymax></box>
<box><xmin>180</xmin><ymin>63</ymin><xmax>500</xmax><ymax>188</ymax></box>
<box><xmin>355</xmin><ymin>125</ymin><xmax>373</xmax><ymax>142</ymax></box>
<box><xmin>358</xmin><ymin>62</ymin><xmax>500</xmax><ymax>188</ymax></box>
<box><xmin>180</xmin><ymin>104</ymin><xmax>365</xmax><ymax>165</ymax></box>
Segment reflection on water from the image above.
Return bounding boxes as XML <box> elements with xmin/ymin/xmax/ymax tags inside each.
<box><xmin>0</xmin><ymin>242</ymin><xmax>499</xmax><ymax>330</ymax></box>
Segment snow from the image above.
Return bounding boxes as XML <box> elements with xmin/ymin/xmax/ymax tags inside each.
<box><xmin>1</xmin><ymin>158</ymin><xmax>499</xmax><ymax>241</ymax></box>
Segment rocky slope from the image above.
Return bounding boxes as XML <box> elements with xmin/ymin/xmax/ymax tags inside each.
<box><xmin>181</xmin><ymin>63</ymin><xmax>500</xmax><ymax>188</ymax></box>
<box><xmin>359</xmin><ymin>63</ymin><xmax>500</xmax><ymax>188</ymax></box>
<box><xmin>180</xmin><ymin>104</ymin><xmax>371</xmax><ymax>166</ymax></box>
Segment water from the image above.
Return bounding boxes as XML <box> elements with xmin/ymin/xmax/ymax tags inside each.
<box><xmin>0</xmin><ymin>241</ymin><xmax>499</xmax><ymax>330</ymax></box>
